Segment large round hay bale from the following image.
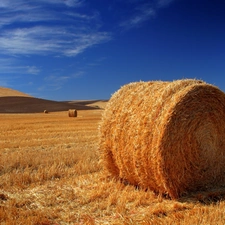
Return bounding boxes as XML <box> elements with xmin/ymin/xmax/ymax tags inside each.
<box><xmin>68</xmin><ymin>109</ymin><xmax>77</xmax><ymax>117</ymax></box>
<box><xmin>99</xmin><ymin>79</ymin><xmax>225</xmax><ymax>199</ymax></box>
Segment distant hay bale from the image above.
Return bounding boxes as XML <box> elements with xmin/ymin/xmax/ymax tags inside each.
<box><xmin>44</xmin><ymin>110</ymin><xmax>48</xmax><ymax>114</ymax></box>
<box><xmin>99</xmin><ymin>79</ymin><xmax>225</xmax><ymax>199</ymax></box>
<box><xmin>68</xmin><ymin>109</ymin><xmax>77</xmax><ymax>117</ymax></box>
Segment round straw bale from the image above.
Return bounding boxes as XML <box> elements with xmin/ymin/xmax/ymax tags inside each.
<box><xmin>44</xmin><ymin>110</ymin><xmax>48</xmax><ymax>114</ymax></box>
<box><xmin>99</xmin><ymin>79</ymin><xmax>225</xmax><ymax>199</ymax></box>
<box><xmin>68</xmin><ymin>109</ymin><xmax>77</xmax><ymax>117</ymax></box>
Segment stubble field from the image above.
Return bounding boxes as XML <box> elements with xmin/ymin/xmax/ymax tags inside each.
<box><xmin>1</xmin><ymin>109</ymin><xmax>225</xmax><ymax>225</ymax></box>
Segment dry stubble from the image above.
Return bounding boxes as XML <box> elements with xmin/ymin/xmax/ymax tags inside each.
<box><xmin>1</xmin><ymin>108</ymin><xmax>225</xmax><ymax>224</ymax></box>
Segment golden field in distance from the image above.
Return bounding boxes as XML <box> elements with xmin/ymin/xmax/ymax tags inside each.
<box><xmin>1</xmin><ymin>87</ymin><xmax>225</xmax><ymax>224</ymax></box>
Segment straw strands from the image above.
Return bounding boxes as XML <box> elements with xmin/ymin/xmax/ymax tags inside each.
<box><xmin>99</xmin><ymin>79</ymin><xmax>225</xmax><ymax>199</ymax></box>
<box><xmin>68</xmin><ymin>109</ymin><xmax>77</xmax><ymax>117</ymax></box>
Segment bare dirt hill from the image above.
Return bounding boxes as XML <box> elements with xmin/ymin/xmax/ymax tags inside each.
<box><xmin>0</xmin><ymin>87</ymin><xmax>108</xmax><ymax>113</ymax></box>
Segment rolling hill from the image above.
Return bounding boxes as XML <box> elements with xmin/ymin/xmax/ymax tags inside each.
<box><xmin>0</xmin><ymin>87</ymin><xmax>32</xmax><ymax>97</ymax></box>
<box><xmin>0</xmin><ymin>87</ymin><xmax>107</xmax><ymax>113</ymax></box>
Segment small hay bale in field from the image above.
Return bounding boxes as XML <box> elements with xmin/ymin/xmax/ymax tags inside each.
<box><xmin>44</xmin><ymin>110</ymin><xmax>48</xmax><ymax>114</ymax></box>
<box><xmin>68</xmin><ymin>109</ymin><xmax>77</xmax><ymax>117</ymax></box>
<box><xmin>99</xmin><ymin>79</ymin><xmax>225</xmax><ymax>199</ymax></box>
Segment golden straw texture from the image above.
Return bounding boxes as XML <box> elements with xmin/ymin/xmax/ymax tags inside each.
<box><xmin>99</xmin><ymin>79</ymin><xmax>225</xmax><ymax>199</ymax></box>
<box><xmin>68</xmin><ymin>109</ymin><xmax>77</xmax><ymax>117</ymax></box>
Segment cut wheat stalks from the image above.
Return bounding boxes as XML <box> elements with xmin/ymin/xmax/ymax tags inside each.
<box><xmin>68</xmin><ymin>109</ymin><xmax>77</xmax><ymax>117</ymax></box>
<box><xmin>99</xmin><ymin>79</ymin><xmax>225</xmax><ymax>199</ymax></box>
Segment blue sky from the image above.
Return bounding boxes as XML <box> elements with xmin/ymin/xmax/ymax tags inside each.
<box><xmin>0</xmin><ymin>0</ymin><xmax>225</xmax><ymax>100</ymax></box>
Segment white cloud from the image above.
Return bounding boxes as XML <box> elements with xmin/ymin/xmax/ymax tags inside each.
<box><xmin>71</xmin><ymin>71</ymin><xmax>85</xmax><ymax>78</ymax></box>
<box><xmin>157</xmin><ymin>0</ymin><xmax>175</xmax><ymax>8</ymax></box>
<box><xmin>43</xmin><ymin>75</ymin><xmax>65</xmax><ymax>90</ymax></box>
<box><xmin>0</xmin><ymin>26</ymin><xmax>111</xmax><ymax>56</ymax></box>
<box><xmin>0</xmin><ymin>0</ymin><xmax>84</xmax><ymax>9</ymax></box>
<box><xmin>0</xmin><ymin>78</ymin><xmax>9</xmax><ymax>87</ymax></box>
<box><xmin>43</xmin><ymin>72</ymin><xmax>82</xmax><ymax>91</ymax></box>
<box><xmin>38</xmin><ymin>0</ymin><xmax>85</xmax><ymax>7</ymax></box>
<box><xmin>63</xmin><ymin>0</ymin><xmax>84</xmax><ymax>7</ymax></box>
<box><xmin>120</xmin><ymin>6</ymin><xmax>155</xmax><ymax>29</ymax></box>
<box><xmin>0</xmin><ymin>1</ymin><xmax>9</xmax><ymax>8</ymax></box>
<box><xmin>0</xmin><ymin>9</ymin><xmax>57</xmax><ymax>28</ymax></box>
<box><xmin>45</xmin><ymin>75</ymin><xmax>71</xmax><ymax>82</ymax></box>
<box><xmin>26</xmin><ymin>66</ymin><xmax>40</xmax><ymax>75</ymax></box>
<box><xmin>0</xmin><ymin>1</ymin><xmax>86</xmax><ymax>28</ymax></box>
<box><xmin>0</xmin><ymin>27</ymin><xmax>63</xmax><ymax>55</ymax></box>
<box><xmin>120</xmin><ymin>0</ymin><xmax>175</xmax><ymax>30</ymax></box>
<box><xmin>0</xmin><ymin>57</ymin><xmax>40</xmax><ymax>75</ymax></box>
<box><xmin>0</xmin><ymin>0</ymin><xmax>111</xmax><ymax>57</ymax></box>
<box><xmin>64</xmin><ymin>32</ymin><xmax>112</xmax><ymax>56</ymax></box>
<box><xmin>65</xmin><ymin>11</ymin><xmax>100</xmax><ymax>21</ymax></box>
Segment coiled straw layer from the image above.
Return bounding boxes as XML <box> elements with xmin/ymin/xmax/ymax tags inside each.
<box><xmin>99</xmin><ymin>79</ymin><xmax>225</xmax><ymax>199</ymax></box>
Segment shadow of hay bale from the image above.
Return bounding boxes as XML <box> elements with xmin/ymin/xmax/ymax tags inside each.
<box><xmin>179</xmin><ymin>188</ymin><xmax>225</xmax><ymax>205</ymax></box>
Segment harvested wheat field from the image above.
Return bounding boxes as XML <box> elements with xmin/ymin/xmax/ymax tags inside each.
<box><xmin>1</xmin><ymin>85</ymin><xmax>225</xmax><ymax>224</ymax></box>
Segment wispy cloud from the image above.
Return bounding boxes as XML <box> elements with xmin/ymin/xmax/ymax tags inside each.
<box><xmin>71</xmin><ymin>71</ymin><xmax>85</xmax><ymax>78</ymax></box>
<box><xmin>88</xmin><ymin>57</ymin><xmax>107</xmax><ymax>66</ymax></box>
<box><xmin>120</xmin><ymin>5</ymin><xmax>155</xmax><ymax>29</ymax></box>
<box><xmin>26</xmin><ymin>66</ymin><xmax>40</xmax><ymax>75</ymax></box>
<box><xmin>42</xmin><ymin>71</ymin><xmax>84</xmax><ymax>91</ymax></box>
<box><xmin>0</xmin><ymin>57</ymin><xmax>40</xmax><ymax>92</ymax></box>
<box><xmin>0</xmin><ymin>78</ymin><xmax>10</xmax><ymax>87</ymax></box>
<box><xmin>0</xmin><ymin>0</ymin><xmax>84</xmax><ymax>9</ymax></box>
<box><xmin>64</xmin><ymin>32</ymin><xmax>111</xmax><ymax>56</ymax></box>
<box><xmin>0</xmin><ymin>26</ymin><xmax>111</xmax><ymax>56</ymax></box>
<box><xmin>120</xmin><ymin>0</ymin><xmax>176</xmax><ymax>30</ymax></box>
<box><xmin>43</xmin><ymin>75</ymin><xmax>69</xmax><ymax>91</ymax></box>
<box><xmin>0</xmin><ymin>0</ymin><xmax>111</xmax><ymax>57</ymax></box>
<box><xmin>38</xmin><ymin>0</ymin><xmax>85</xmax><ymax>7</ymax></box>
<box><xmin>0</xmin><ymin>0</ymin><xmax>175</xmax><ymax>57</ymax></box>
<box><xmin>157</xmin><ymin>0</ymin><xmax>175</xmax><ymax>8</ymax></box>
<box><xmin>0</xmin><ymin>57</ymin><xmax>40</xmax><ymax>75</ymax></box>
